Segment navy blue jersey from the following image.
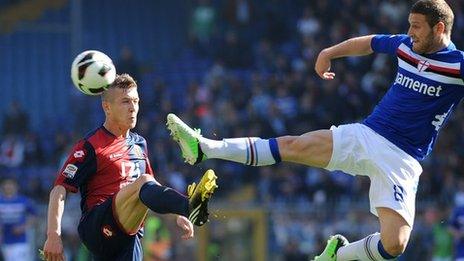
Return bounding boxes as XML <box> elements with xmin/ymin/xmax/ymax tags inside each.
<box><xmin>363</xmin><ymin>34</ymin><xmax>464</xmax><ymax>160</ymax></box>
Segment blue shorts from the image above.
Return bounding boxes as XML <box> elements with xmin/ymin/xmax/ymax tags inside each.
<box><xmin>78</xmin><ymin>196</ymin><xmax>143</xmax><ymax>261</ymax></box>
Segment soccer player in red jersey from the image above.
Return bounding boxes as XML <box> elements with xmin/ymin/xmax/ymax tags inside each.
<box><xmin>42</xmin><ymin>74</ymin><xmax>217</xmax><ymax>261</ymax></box>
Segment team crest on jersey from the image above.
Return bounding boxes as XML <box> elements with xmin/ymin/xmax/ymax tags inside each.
<box><xmin>417</xmin><ymin>60</ymin><xmax>430</xmax><ymax>72</ymax></box>
<box><xmin>133</xmin><ymin>145</ymin><xmax>144</xmax><ymax>158</ymax></box>
<box><xmin>102</xmin><ymin>225</ymin><xmax>115</xmax><ymax>238</ymax></box>
<box><xmin>62</xmin><ymin>164</ymin><xmax>78</xmax><ymax>179</ymax></box>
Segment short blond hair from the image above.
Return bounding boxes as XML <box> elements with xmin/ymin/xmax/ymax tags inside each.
<box><xmin>101</xmin><ymin>74</ymin><xmax>137</xmax><ymax>101</ymax></box>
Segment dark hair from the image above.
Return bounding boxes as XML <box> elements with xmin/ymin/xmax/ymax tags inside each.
<box><xmin>101</xmin><ymin>73</ymin><xmax>137</xmax><ymax>101</ymax></box>
<box><xmin>411</xmin><ymin>0</ymin><xmax>454</xmax><ymax>35</ymax></box>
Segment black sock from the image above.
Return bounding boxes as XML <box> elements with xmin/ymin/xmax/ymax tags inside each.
<box><xmin>139</xmin><ymin>181</ymin><xmax>189</xmax><ymax>217</ymax></box>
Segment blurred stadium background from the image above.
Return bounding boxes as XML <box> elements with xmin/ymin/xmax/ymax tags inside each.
<box><xmin>0</xmin><ymin>0</ymin><xmax>464</xmax><ymax>260</ymax></box>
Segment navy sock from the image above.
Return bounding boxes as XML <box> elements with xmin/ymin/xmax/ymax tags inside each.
<box><xmin>139</xmin><ymin>181</ymin><xmax>189</xmax><ymax>217</ymax></box>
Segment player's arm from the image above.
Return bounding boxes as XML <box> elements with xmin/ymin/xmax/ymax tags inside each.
<box><xmin>43</xmin><ymin>185</ymin><xmax>66</xmax><ymax>261</ymax></box>
<box><xmin>315</xmin><ymin>35</ymin><xmax>375</xmax><ymax>80</ymax></box>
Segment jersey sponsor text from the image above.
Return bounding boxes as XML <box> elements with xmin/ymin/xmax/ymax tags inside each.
<box><xmin>395</xmin><ymin>72</ymin><xmax>442</xmax><ymax>97</ymax></box>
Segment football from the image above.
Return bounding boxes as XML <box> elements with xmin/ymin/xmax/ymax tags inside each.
<box><xmin>71</xmin><ymin>50</ymin><xmax>116</xmax><ymax>95</ymax></box>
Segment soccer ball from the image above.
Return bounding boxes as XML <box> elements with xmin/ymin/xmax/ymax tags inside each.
<box><xmin>71</xmin><ymin>50</ymin><xmax>116</xmax><ymax>95</ymax></box>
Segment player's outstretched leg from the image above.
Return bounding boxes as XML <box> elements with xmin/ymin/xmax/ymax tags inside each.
<box><xmin>312</xmin><ymin>234</ymin><xmax>349</xmax><ymax>261</ymax></box>
<box><xmin>187</xmin><ymin>169</ymin><xmax>218</xmax><ymax>226</ymax></box>
<box><xmin>166</xmin><ymin>113</ymin><xmax>281</xmax><ymax>166</ymax></box>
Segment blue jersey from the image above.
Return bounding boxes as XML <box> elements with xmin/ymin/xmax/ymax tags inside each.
<box><xmin>0</xmin><ymin>195</ymin><xmax>36</xmax><ymax>244</ymax></box>
<box><xmin>450</xmin><ymin>206</ymin><xmax>464</xmax><ymax>258</ymax></box>
<box><xmin>363</xmin><ymin>34</ymin><xmax>464</xmax><ymax>160</ymax></box>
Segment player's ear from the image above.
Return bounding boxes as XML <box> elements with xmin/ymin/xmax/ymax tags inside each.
<box><xmin>102</xmin><ymin>101</ymin><xmax>110</xmax><ymax>114</ymax></box>
<box><xmin>434</xmin><ymin>21</ymin><xmax>446</xmax><ymax>35</ymax></box>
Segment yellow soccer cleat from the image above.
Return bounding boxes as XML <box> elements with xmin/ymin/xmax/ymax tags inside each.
<box><xmin>187</xmin><ymin>169</ymin><xmax>218</xmax><ymax>226</ymax></box>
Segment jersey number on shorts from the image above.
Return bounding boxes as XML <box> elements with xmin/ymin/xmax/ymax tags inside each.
<box><xmin>393</xmin><ymin>185</ymin><xmax>404</xmax><ymax>202</ymax></box>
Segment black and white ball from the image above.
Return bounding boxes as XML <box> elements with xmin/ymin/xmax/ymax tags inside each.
<box><xmin>71</xmin><ymin>50</ymin><xmax>116</xmax><ymax>95</ymax></box>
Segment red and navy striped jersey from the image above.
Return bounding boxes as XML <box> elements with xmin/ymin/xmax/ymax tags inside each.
<box><xmin>54</xmin><ymin>126</ymin><xmax>154</xmax><ymax>213</ymax></box>
<box><xmin>364</xmin><ymin>34</ymin><xmax>464</xmax><ymax>160</ymax></box>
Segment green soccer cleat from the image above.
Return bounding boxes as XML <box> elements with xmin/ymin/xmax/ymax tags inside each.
<box><xmin>187</xmin><ymin>169</ymin><xmax>218</xmax><ymax>226</ymax></box>
<box><xmin>312</xmin><ymin>234</ymin><xmax>349</xmax><ymax>261</ymax></box>
<box><xmin>166</xmin><ymin>113</ymin><xmax>206</xmax><ymax>165</ymax></box>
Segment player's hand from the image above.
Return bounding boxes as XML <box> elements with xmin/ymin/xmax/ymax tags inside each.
<box><xmin>43</xmin><ymin>234</ymin><xmax>65</xmax><ymax>261</ymax></box>
<box><xmin>315</xmin><ymin>49</ymin><xmax>336</xmax><ymax>80</ymax></box>
<box><xmin>176</xmin><ymin>215</ymin><xmax>194</xmax><ymax>240</ymax></box>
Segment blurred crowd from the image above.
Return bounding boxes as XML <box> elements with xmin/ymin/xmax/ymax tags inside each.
<box><xmin>2</xmin><ymin>0</ymin><xmax>464</xmax><ymax>260</ymax></box>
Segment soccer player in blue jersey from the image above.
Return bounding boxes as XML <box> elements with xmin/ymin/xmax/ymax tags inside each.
<box><xmin>0</xmin><ymin>178</ymin><xmax>36</xmax><ymax>261</ymax></box>
<box><xmin>43</xmin><ymin>74</ymin><xmax>218</xmax><ymax>261</ymax></box>
<box><xmin>167</xmin><ymin>0</ymin><xmax>463</xmax><ymax>260</ymax></box>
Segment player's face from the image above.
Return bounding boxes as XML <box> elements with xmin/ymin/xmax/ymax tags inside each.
<box><xmin>1</xmin><ymin>180</ymin><xmax>18</xmax><ymax>197</ymax></box>
<box><xmin>107</xmin><ymin>87</ymin><xmax>139</xmax><ymax>130</ymax></box>
<box><xmin>408</xmin><ymin>13</ymin><xmax>438</xmax><ymax>54</ymax></box>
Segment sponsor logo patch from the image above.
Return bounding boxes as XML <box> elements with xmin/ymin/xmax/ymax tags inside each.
<box><xmin>73</xmin><ymin>150</ymin><xmax>85</xmax><ymax>158</ymax></box>
<box><xmin>109</xmin><ymin>153</ymin><xmax>124</xmax><ymax>159</ymax></box>
<box><xmin>62</xmin><ymin>164</ymin><xmax>78</xmax><ymax>179</ymax></box>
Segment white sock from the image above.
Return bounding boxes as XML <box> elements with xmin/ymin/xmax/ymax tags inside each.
<box><xmin>337</xmin><ymin>233</ymin><xmax>396</xmax><ymax>261</ymax></box>
<box><xmin>199</xmin><ymin>137</ymin><xmax>281</xmax><ymax>166</ymax></box>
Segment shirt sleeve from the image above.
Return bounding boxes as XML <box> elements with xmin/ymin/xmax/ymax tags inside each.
<box><xmin>146</xmin><ymin>157</ymin><xmax>155</xmax><ymax>176</ymax></box>
<box><xmin>54</xmin><ymin>139</ymin><xmax>97</xmax><ymax>193</ymax></box>
<box><xmin>141</xmin><ymin>137</ymin><xmax>155</xmax><ymax>176</ymax></box>
<box><xmin>460</xmin><ymin>54</ymin><xmax>464</xmax><ymax>81</ymax></box>
<box><xmin>371</xmin><ymin>34</ymin><xmax>410</xmax><ymax>55</ymax></box>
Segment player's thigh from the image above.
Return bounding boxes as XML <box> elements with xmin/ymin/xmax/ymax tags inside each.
<box><xmin>114</xmin><ymin>174</ymin><xmax>155</xmax><ymax>231</ymax></box>
<box><xmin>377</xmin><ymin>207</ymin><xmax>411</xmax><ymax>254</ymax></box>
<box><xmin>278</xmin><ymin>129</ymin><xmax>332</xmax><ymax>168</ymax></box>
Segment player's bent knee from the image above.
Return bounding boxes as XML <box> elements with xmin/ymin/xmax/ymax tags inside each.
<box><xmin>279</xmin><ymin>135</ymin><xmax>309</xmax><ymax>157</ymax></box>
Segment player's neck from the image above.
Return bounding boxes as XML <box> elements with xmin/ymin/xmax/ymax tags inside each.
<box><xmin>427</xmin><ymin>36</ymin><xmax>450</xmax><ymax>54</ymax></box>
<box><xmin>103</xmin><ymin>121</ymin><xmax>130</xmax><ymax>138</ymax></box>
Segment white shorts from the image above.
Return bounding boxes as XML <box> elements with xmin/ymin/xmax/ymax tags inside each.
<box><xmin>2</xmin><ymin>243</ymin><xmax>32</xmax><ymax>261</ymax></box>
<box><xmin>325</xmin><ymin>123</ymin><xmax>422</xmax><ymax>227</ymax></box>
